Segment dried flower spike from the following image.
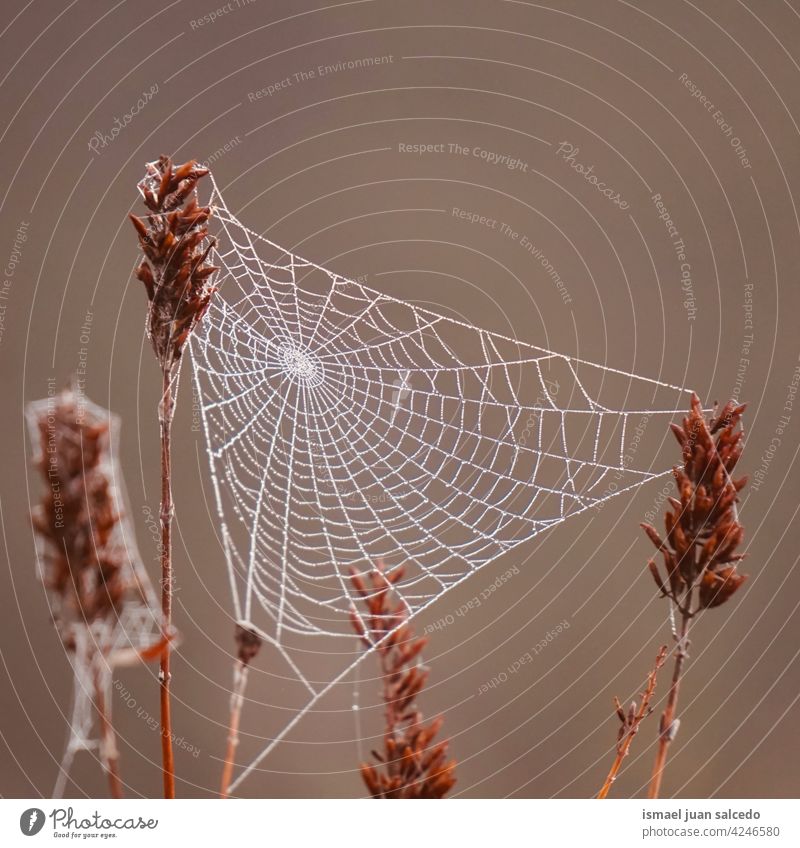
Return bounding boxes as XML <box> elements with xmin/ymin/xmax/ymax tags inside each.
<box><xmin>129</xmin><ymin>155</ymin><xmax>218</xmax><ymax>371</ymax></box>
<box><xmin>349</xmin><ymin>562</ymin><xmax>457</xmax><ymax>799</ymax></box>
<box><xmin>643</xmin><ymin>394</ymin><xmax>749</xmax><ymax>799</ymax></box>
<box><xmin>642</xmin><ymin>393</ymin><xmax>748</xmax><ymax>616</ymax></box>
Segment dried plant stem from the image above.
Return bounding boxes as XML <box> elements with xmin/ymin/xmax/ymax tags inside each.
<box><xmin>220</xmin><ymin>625</ymin><xmax>262</xmax><ymax>798</ymax></box>
<box><xmin>93</xmin><ymin>664</ymin><xmax>124</xmax><ymax>799</ymax></box>
<box><xmin>597</xmin><ymin>749</ymin><xmax>626</xmax><ymax>800</ymax></box>
<box><xmin>597</xmin><ymin>645</ymin><xmax>667</xmax><ymax>799</ymax></box>
<box><xmin>220</xmin><ymin>660</ymin><xmax>250</xmax><ymax>798</ymax></box>
<box><xmin>158</xmin><ymin>368</ymin><xmax>176</xmax><ymax>799</ymax></box>
<box><xmin>648</xmin><ymin>608</ymin><xmax>691</xmax><ymax>799</ymax></box>
<box><xmin>130</xmin><ymin>156</ymin><xmax>219</xmax><ymax>799</ymax></box>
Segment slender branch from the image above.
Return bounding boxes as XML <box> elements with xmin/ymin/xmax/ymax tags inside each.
<box><xmin>93</xmin><ymin>661</ymin><xmax>124</xmax><ymax>799</ymax></box>
<box><xmin>220</xmin><ymin>624</ymin><xmax>262</xmax><ymax>798</ymax></box>
<box><xmin>597</xmin><ymin>645</ymin><xmax>667</xmax><ymax>799</ymax></box>
<box><xmin>158</xmin><ymin>367</ymin><xmax>176</xmax><ymax>799</ymax></box>
<box><xmin>648</xmin><ymin>607</ymin><xmax>691</xmax><ymax>798</ymax></box>
<box><xmin>220</xmin><ymin>660</ymin><xmax>249</xmax><ymax>798</ymax></box>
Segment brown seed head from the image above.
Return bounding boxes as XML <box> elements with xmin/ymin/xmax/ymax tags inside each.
<box><xmin>129</xmin><ymin>155</ymin><xmax>219</xmax><ymax>371</ymax></box>
<box><xmin>644</xmin><ymin>394</ymin><xmax>748</xmax><ymax>614</ymax></box>
<box><xmin>349</xmin><ymin>562</ymin><xmax>457</xmax><ymax>798</ymax></box>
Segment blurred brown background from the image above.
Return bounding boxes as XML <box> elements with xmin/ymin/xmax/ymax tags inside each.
<box><xmin>1</xmin><ymin>0</ymin><xmax>799</xmax><ymax>799</ymax></box>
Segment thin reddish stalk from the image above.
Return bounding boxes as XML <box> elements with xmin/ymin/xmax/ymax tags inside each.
<box><xmin>597</xmin><ymin>748</ymin><xmax>626</xmax><ymax>800</ymax></box>
<box><xmin>597</xmin><ymin>645</ymin><xmax>667</xmax><ymax>799</ymax></box>
<box><xmin>131</xmin><ymin>156</ymin><xmax>219</xmax><ymax>799</ymax></box>
<box><xmin>158</xmin><ymin>368</ymin><xmax>176</xmax><ymax>799</ymax></box>
<box><xmin>220</xmin><ymin>625</ymin><xmax>261</xmax><ymax>798</ymax></box>
<box><xmin>648</xmin><ymin>610</ymin><xmax>691</xmax><ymax>799</ymax></box>
<box><xmin>220</xmin><ymin>659</ymin><xmax>249</xmax><ymax>798</ymax></box>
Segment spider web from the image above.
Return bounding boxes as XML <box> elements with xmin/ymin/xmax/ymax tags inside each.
<box><xmin>26</xmin><ymin>394</ymin><xmax>164</xmax><ymax>797</ymax></box>
<box><xmin>190</xmin><ymin>176</ymin><xmax>692</xmax><ymax>790</ymax></box>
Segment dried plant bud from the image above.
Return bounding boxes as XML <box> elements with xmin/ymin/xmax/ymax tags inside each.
<box><xmin>648</xmin><ymin>559</ymin><xmax>668</xmax><ymax>596</ymax></box>
<box><xmin>130</xmin><ymin>155</ymin><xmax>219</xmax><ymax>371</ymax></box>
<box><xmin>349</xmin><ymin>562</ymin><xmax>457</xmax><ymax>799</ymax></box>
<box><xmin>645</xmin><ymin>394</ymin><xmax>748</xmax><ymax>615</ymax></box>
<box><xmin>234</xmin><ymin>623</ymin><xmax>263</xmax><ymax>665</ymax></box>
<box><xmin>698</xmin><ymin>567</ymin><xmax>748</xmax><ymax>609</ymax></box>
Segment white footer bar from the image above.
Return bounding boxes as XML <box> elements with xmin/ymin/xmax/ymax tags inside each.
<box><xmin>1</xmin><ymin>798</ymin><xmax>796</xmax><ymax>847</ymax></box>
